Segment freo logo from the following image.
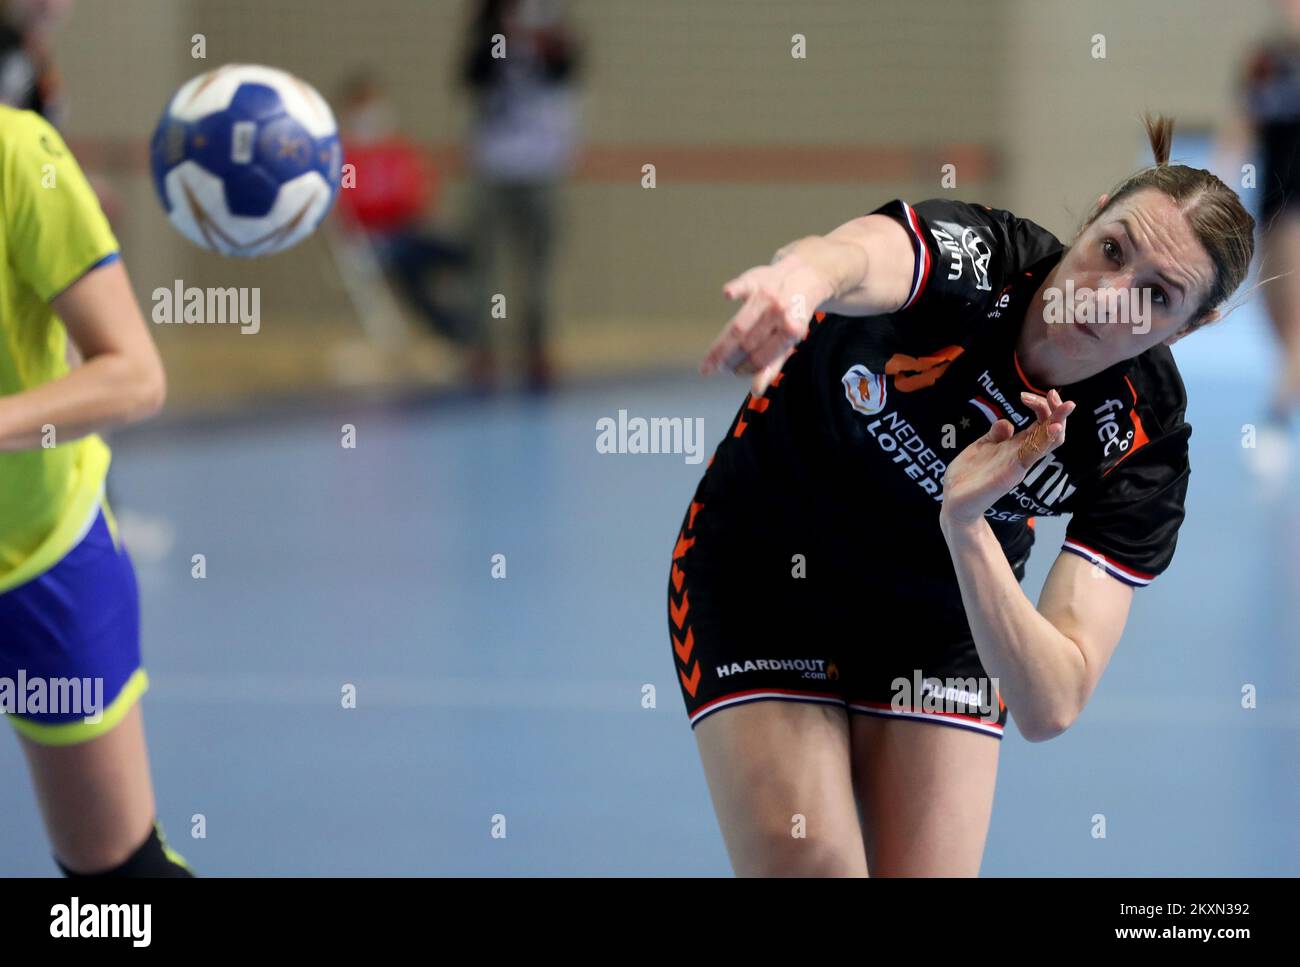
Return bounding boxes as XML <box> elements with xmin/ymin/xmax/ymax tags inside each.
<box><xmin>843</xmin><ymin>364</ymin><xmax>887</xmax><ymax>416</ymax></box>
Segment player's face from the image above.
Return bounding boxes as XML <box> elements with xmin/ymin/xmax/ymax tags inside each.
<box><xmin>1043</xmin><ymin>187</ymin><xmax>1217</xmax><ymax>368</ymax></box>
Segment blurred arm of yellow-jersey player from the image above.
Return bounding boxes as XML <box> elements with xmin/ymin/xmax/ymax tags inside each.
<box><xmin>0</xmin><ymin>261</ymin><xmax>167</xmax><ymax>450</ymax></box>
<box><xmin>0</xmin><ymin>110</ymin><xmax>165</xmax><ymax>451</ymax></box>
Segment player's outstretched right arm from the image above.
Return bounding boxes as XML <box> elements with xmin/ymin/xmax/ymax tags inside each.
<box><xmin>700</xmin><ymin>214</ymin><xmax>916</xmax><ymax>396</ymax></box>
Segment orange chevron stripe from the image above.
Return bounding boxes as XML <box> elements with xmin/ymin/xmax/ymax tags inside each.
<box><xmin>671</xmin><ymin>562</ymin><xmax>685</xmax><ymax>593</ymax></box>
<box><xmin>672</xmin><ymin>627</ymin><xmax>695</xmax><ymax>664</ymax></box>
<box><xmin>733</xmin><ymin>416</ymin><xmax>748</xmax><ymax>437</ymax></box>
<box><xmin>673</xmin><ymin>532</ymin><xmax>695</xmax><ymax>560</ymax></box>
<box><xmin>688</xmin><ymin>501</ymin><xmax>704</xmax><ymax>530</ymax></box>
<box><xmin>747</xmin><ymin>396</ymin><xmax>770</xmax><ymax>412</ymax></box>
<box><xmin>669</xmin><ymin>590</ymin><xmax>689</xmax><ymax>629</ymax></box>
<box><xmin>679</xmin><ymin>661</ymin><xmax>701</xmax><ymax>697</ymax></box>
<box><xmin>771</xmin><ymin>372</ymin><xmax>784</xmax><ymax>387</ymax></box>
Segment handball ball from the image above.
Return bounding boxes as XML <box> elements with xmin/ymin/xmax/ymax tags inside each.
<box><xmin>150</xmin><ymin>64</ymin><xmax>343</xmax><ymax>258</ymax></box>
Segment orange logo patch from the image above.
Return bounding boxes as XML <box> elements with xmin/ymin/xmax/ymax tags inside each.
<box><xmin>885</xmin><ymin>345</ymin><xmax>964</xmax><ymax>392</ymax></box>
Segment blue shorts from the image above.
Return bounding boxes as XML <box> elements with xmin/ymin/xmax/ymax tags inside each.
<box><xmin>0</xmin><ymin>504</ymin><xmax>148</xmax><ymax>745</ymax></box>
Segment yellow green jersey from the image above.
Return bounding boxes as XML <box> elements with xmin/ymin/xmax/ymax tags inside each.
<box><xmin>0</xmin><ymin>105</ymin><xmax>119</xmax><ymax>592</ymax></box>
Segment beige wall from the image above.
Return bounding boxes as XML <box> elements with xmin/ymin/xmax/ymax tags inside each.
<box><xmin>1000</xmin><ymin>0</ymin><xmax>1276</xmax><ymax>239</ymax></box>
<box><xmin>42</xmin><ymin>0</ymin><xmax>1279</xmax><ymax>403</ymax></box>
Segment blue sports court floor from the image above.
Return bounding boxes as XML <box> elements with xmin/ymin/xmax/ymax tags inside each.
<box><xmin>1</xmin><ymin>300</ymin><xmax>1297</xmax><ymax>876</ymax></box>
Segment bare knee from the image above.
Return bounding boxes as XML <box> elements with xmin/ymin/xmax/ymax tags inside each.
<box><xmin>733</xmin><ymin>820</ymin><xmax>866</xmax><ymax>877</ymax></box>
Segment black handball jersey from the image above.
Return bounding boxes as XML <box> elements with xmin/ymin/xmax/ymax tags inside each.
<box><xmin>694</xmin><ymin>197</ymin><xmax>1192</xmax><ymax>589</ymax></box>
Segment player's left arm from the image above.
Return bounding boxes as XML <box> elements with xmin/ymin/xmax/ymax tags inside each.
<box><xmin>938</xmin><ymin>387</ymin><xmax>1144</xmax><ymax>742</ymax></box>
<box><xmin>939</xmin><ymin>514</ymin><xmax>1131</xmax><ymax>743</ymax></box>
<box><xmin>0</xmin><ymin>258</ymin><xmax>165</xmax><ymax>450</ymax></box>
<box><xmin>1033</xmin><ymin>550</ymin><xmax>1133</xmax><ymax>725</ymax></box>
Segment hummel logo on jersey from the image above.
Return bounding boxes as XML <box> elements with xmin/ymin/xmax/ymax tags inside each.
<box><xmin>975</xmin><ymin>370</ymin><xmax>1030</xmax><ymax>426</ymax></box>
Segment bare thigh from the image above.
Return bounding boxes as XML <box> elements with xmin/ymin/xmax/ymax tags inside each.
<box><xmin>849</xmin><ymin>715</ymin><xmax>1000</xmax><ymax>876</ymax></box>
<box><xmin>693</xmin><ymin>700</ymin><xmax>867</xmax><ymax>876</ymax></box>
<box><xmin>17</xmin><ymin>702</ymin><xmax>157</xmax><ymax>872</ymax></box>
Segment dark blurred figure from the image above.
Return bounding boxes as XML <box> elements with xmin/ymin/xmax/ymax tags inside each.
<box><xmin>0</xmin><ymin>0</ymin><xmax>122</xmax><ymax>227</ymax></box>
<box><xmin>459</xmin><ymin>0</ymin><xmax>582</xmax><ymax>391</ymax></box>
<box><xmin>1225</xmin><ymin>0</ymin><xmax>1300</xmax><ymax>483</ymax></box>
<box><xmin>0</xmin><ymin>0</ymin><xmax>70</xmax><ymax>121</ymax></box>
<box><xmin>336</xmin><ymin>72</ymin><xmax>473</xmax><ymax>346</ymax></box>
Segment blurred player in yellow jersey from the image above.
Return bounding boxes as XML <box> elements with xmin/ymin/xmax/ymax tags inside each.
<box><xmin>0</xmin><ymin>105</ymin><xmax>189</xmax><ymax>875</ymax></box>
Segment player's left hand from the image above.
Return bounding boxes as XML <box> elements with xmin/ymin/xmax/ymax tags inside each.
<box><xmin>939</xmin><ymin>389</ymin><xmax>1076</xmax><ymax>525</ymax></box>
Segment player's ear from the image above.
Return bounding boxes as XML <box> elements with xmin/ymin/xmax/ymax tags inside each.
<box><xmin>1072</xmin><ymin>193</ymin><xmax>1110</xmax><ymax>244</ymax></box>
<box><xmin>1164</xmin><ymin>307</ymin><xmax>1220</xmax><ymax>346</ymax></box>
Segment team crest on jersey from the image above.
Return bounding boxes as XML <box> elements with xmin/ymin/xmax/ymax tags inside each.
<box><xmin>842</xmin><ymin>364</ymin><xmax>887</xmax><ymax>416</ymax></box>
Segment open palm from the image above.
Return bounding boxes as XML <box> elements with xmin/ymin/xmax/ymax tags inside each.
<box><xmin>941</xmin><ymin>389</ymin><xmax>1076</xmax><ymax>524</ymax></box>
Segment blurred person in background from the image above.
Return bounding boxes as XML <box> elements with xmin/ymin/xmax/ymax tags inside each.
<box><xmin>1221</xmin><ymin>0</ymin><xmax>1300</xmax><ymax>483</ymax></box>
<box><xmin>0</xmin><ymin>0</ymin><xmax>123</xmax><ymax>226</ymax></box>
<box><xmin>336</xmin><ymin>71</ymin><xmax>473</xmax><ymax>349</ymax></box>
<box><xmin>459</xmin><ymin>0</ymin><xmax>582</xmax><ymax>391</ymax></box>
<box><xmin>0</xmin><ymin>0</ymin><xmax>70</xmax><ymax>123</ymax></box>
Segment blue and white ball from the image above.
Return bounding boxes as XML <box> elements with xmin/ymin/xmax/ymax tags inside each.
<box><xmin>150</xmin><ymin>64</ymin><xmax>342</xmax><ymax>258</ymax></box>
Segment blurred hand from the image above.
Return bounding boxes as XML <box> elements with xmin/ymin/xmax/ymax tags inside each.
<box><xmin>700</xmin><ymin>253</ymin><xmax>834</xmax><ymax>397</ymax></box>
<box><xmin>940</xmin><ymin>390</ymin><xmax>1076</xmax><ymax>525</ymax></box>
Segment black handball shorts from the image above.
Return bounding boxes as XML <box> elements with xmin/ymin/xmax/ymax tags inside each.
<box><xmin>666</xmin><ymin>492</ymin><xmax>1014</xmax><ymax>740</ymax></box>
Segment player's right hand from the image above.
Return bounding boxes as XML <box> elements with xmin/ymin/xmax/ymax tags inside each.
<box><xmin>700</xmin><ymin>254</ymin><xmax>835</xmax><ymax>397</ymax></box>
